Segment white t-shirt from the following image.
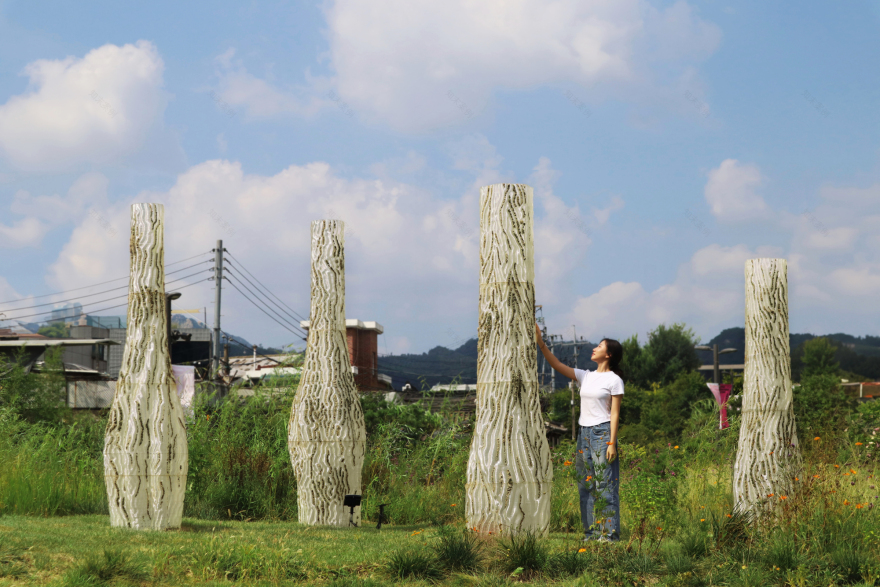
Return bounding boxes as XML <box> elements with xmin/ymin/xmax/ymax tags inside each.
<box><xmin>574</xmin><ymin>368</ymin><xmax>625</xmax><ymax>427</ymax></box>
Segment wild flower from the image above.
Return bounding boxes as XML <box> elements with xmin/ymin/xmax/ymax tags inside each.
<box><xmin>578</xmin><ymin>548</ymin><xmax>586</xmax><ymax>553</ymax></box>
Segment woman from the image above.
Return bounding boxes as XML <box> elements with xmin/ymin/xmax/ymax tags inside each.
<box><xmin>535</xmin><ymin>323</ymin><xmax>625</xmax><ymax>542</ymax></box>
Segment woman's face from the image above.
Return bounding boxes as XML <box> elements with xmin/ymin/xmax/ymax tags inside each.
<box><xmin>591</xmin><ymin>340</ymin><xmax>609</xmax><ymax>362</ymax></box>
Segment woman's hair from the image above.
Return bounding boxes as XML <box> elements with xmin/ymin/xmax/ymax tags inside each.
<box><xmin>601</xmin><ymin>338</ymin><xmax>625</xmax><ymax>382</ymax></box>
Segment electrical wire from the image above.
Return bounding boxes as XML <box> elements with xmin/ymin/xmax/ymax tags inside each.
<box><xmin>3</xmin><ymin>269</ymin><xmax>212</xmax><ymax>322</ymax></box>
<box><xmin>224</xmin><ymin>268</ymin><xmax>307</xmax><ymax>337</ymax></box>
<box><xmin>223</xmin><ymin>277</ymin><xmax>307</xmax><ymax>340</ymax></box>
<box><xmin>0</xmin><ymin>251</ymin><xmax>213</xmax><ymax>305</ymax></box>
<box><xmin>219</xmin><ymin>330</ymin><xmax>290</xmax><ymax>365</ymax></box>
<box><xmin>36</xmin><ymin>278</ymin><xmax>210</xmax><ymax>326</ymax></box>
<box><xmin>224</xmin><ymin>265</ymin><xmax>305</xmax><ymax>331</ymax></box>
<box><xmin>0</xmin><ymin>260</ymin><xmax>212</xmax><ymax>314</ymax></box>
<box><xmin>225</xmin><ymin>252</ymin><xmax>308</xmax><ymax>322</ymax></box>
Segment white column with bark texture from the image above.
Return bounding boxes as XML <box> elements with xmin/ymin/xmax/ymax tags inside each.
<box><xmin>103</xmin><ymin>203</ymin><xmax>188</xmax><ymax>530</ymax></box>
<box><xmin>289</xmin><ymin>220</ymin><xmax>366</xmax><ymax>526</ymax></box>
<box><xmin>733</xmin><ymin>258</ymin><xmax>801</xmax><ymax>513</ymax></box>
<box><xmin>466</xmin><ymin>184</ymin><xmax>553</xmax><ymax>535</ymax></box>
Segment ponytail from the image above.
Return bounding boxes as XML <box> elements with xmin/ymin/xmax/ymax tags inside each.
<box><xmin>601</xmin><ymin>338</ymin><xmax>625</xmax><ymax>383</ymax></box>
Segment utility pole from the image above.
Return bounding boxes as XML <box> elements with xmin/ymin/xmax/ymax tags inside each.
<box><xmin>212</xmin><ymin>240</ymin><xmax>224</xmax><ymax>378</ymax></box>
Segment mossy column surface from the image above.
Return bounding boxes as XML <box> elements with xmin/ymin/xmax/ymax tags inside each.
<box><xmin>103</xmin><ymin>203</ymin><xmax>188</xmax><ymax>530</ymax></box>
<box><xmin>289</xmin><ymin>220</ymin><xmax>366</xmax><ymax>526</ymax></box>
<box><xmin>466</xmin><ymin>184</ymin><xmax>553</xmax><ymax>535</ymax></box>
<box><xmin>733</xmin><ymin>258</ymin><xmax>801</xmax><ymax>513</ymax></box>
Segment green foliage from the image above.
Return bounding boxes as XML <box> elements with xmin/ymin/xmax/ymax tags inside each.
<box><xmin>62</xmin><ymin>549</ymin><xmax>148</xmax><ymax>586</ymax></box>
<box><xmin>37</xmin><ymin>322</ymin><xmax>69</xmax><ymax>338</ymax></box>
<box><xmin>636</xmin><ymin>371</ymin><xmax>711</xmax><ymax>442</ymax></box>
<box><xmin>383</xmin><ymin>548</ymin><xmax>443</xmax><ymax>580</ymax></box>
<box><xmin>495</xmin><ymin>531</ymin><xmax>548</xmax><ymax>576</ymax></box>
<box><xmin>186</xmin><ymin>387</ymin><xmax>297</xmax><ymax>520</ymax></box>
<box><xmin>847</xmin><ymin>399</ymin><xmax>880</xmax><ymax>446</ymax></box>
<box><xmin>801</xmin><ymin>337</ymin><xmax>840</xmax><ymax>379</ymax></box>
<box><xmin>360</xmin><ymin>393</ymin><xmax>441</xmax><ymax>437</ymax></box>
<box><xmin>547</xmin><ymin>388</ymin><xmax>572</xmax><ymax>424</ymax></box>
<box><xmin>793</xmin><ymin>373</ymin><xmax>857</xmax><ymax>437</ymax></box>
<box><xmin>0</xmin><ymin>407</ymin><xmax>106</xmax><ymax>516</ymax></box>
<box><xmin>546</xmin><ymin>548</ymin><xmax>590</xmax><ymax>578</ymax></box>
<box><xmin>433</xmin><ymin>526</ymin><xmax>483</xmax><ymax>572</ymax></box>
<box><xmin>0</xmin><ymin>347</ymin><xmax>68</xmax><ymax>424</ymax></box>
<box><xmin>622</xmin><ymin>323</ymin><xmax>701</xmax><ymax>389</ymax></box>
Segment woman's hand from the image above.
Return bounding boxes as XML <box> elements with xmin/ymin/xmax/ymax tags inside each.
<box><xmin>606</xmin><ymin>442</ymin><xmax>617</xmax><ymax>462</ymax></box>
<box><xmin>535</xmin><ymin>322</ymin><xmax>544</xmax><ymax>347</ymax></box>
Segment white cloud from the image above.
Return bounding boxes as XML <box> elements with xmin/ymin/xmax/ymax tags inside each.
<box><xmin>0</xmin><ymin>41</ymin><xmax>173</xmax><ymax>172</ymax></box>
<box><xmin>216</xmin><ymin>0</ymin><xmax>720</xmax><ymax>132</ymax></box>
<box><xmin>592</xmin><ymin>194</ymin><xmax>625</xmax><ymax>225</ymax></box>
<box><xmin>704</xmin><ymin>159</ymin><xmax>769</xmax><ymax>222</ymax></box>
<box><xmin>565</xmin><ymin>243</ymin><xmax>783</xmax><ymax>342</ymax></box>
<box><xmin>0</xmin><ymin>217</ymin><xmax>47</xmax><ymax>248</ymax></box>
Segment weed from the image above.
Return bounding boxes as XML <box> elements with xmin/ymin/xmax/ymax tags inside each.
<box><xmin>546</xmin><ymin>547</ymin><xmax>590</xmax><ymax>577</ymax></box>
<box><xmin>434</xmin><ymin>526</ymin><xmax>483</xmax><ymax>572</ymax></box>
<box><xmin>495</xmin><ymin>531</ymin><xmax>549</xmax><ymax>577</ymax></box>
<box><xmin>831</xmin><ymin>543</ymin><xmax>868</xmax><ymax>584</ymax></box>
<box><xmin>383</xmin><ymin>547</ymin><xmax>443</xmax><ymax>580</ymax></box>
<box><xmin>664</xmin><ymin>552</ymin><xmax>694</xmax><ymax>575</ymax></box>
<box><xmin>62</xmin><ymin>549</ymin><xmax>148</xmax><ymax>585</ymax></box>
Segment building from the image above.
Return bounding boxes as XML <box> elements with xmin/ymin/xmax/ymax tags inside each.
<box><xmin>299</xmin><ymin>319</ymin><xmax>392</xmax><ymax>390</ymax></box>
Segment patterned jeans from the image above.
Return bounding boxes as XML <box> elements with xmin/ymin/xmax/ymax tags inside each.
<box><xmin>575</xmin><ymin>421</ymin><xmax>621</xmax><ymax>540</ymax></box>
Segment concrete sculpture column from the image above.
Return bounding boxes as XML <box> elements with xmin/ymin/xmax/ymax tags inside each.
<box><xmin>466</xmin><ymin>184</ymin><xmax>553</xmax><ymax>535</ymax></box>
<box><xmin>733</xmin><ymin>258</ymin><xmax>801</xmax><ymax>513</ymax></box>
<box><xmin>289</xmin><ymin>220</ymin><xmax>366</xmax><ymax>526</ymax></box>
<box><xmin>103</xmin><ymin>203</ymin><xmax>188</xmax><ymax>530</ymax></box>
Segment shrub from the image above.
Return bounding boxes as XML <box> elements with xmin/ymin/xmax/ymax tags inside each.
<box><xmin>794</xmin><ymin>374</ymin><xmax>857</xmax><ymax>437</ymax></box>
<box><xmin>360</xmin><ymin>393</ymin><xmax>441</xmax><ymax>437</ymax></box>
<box><xmin>0</xmin><ymin>347</ymin><xmax>67</xmax><ymax>424</ymax></box>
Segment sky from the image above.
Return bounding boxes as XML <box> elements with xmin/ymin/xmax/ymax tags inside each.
<box><xmin>0</xmin><ymin>0</ymin><xmax>878</xmax><ymax>355</ymax></box>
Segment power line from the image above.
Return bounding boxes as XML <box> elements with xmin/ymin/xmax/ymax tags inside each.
<box><xmin>223</xmin><ymin>277</ymin><xmax>306</xmax><ymax>340</ymax></box>
<box><xmin>220</xmin><ymin>330</ymin><xmax>293</xmax><ymax>365</ymax></box>
<box><xmin>224</xmin><ymin>267</ymin><xmax>307</xmax><ymax>336</ymax></box>
<box><xmin>0</xmin><ymin>251</ymin><xmax>213</xmax><ymax>305</ymax></box>
<box><xmin>36</xmin><ymin>278</ymin><xmax>210</xmax><ymax>326</ymax></box>
<box><xmin>224</xmin><ymin>265</ymin><xmax>304</xmax><ymax>329</ymax></box>
<box><xmin>2</xmin><ymin>269</ymin><xmax>212</xmax><ymax>323</ymax></box>
<box><xmin>225</xmin><ymin>252</ymin><xmax>308</xmax><ymax>323</ymax></box>
<box><xmin>0</xmin><ymin>259</ymin><xmax>212</xmax><ymax>314</ymax></box>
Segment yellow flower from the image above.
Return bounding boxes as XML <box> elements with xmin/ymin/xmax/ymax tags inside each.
<box><xmin>844</xmin><ymin>500</ymin><xmax>850</xmax><ymax>506</ymax></box>
<box><xmin>700</xmin><ymin>519</ymin><xmax>705</xmax><ymax>522</ymax></box>
<box><xmin>851</xmin><ymin>469</ymin><xmax>857</xmax><ymax>475</ymax></box>
<box><xmin>450</xmin><ymin>504</ymin><xmax>457</xmax><ymax>507</ymax></box>
<box><xmin>563</xmin><ymin>461</ymin><xmax>572</xmax><ymax>467</ymax></box>
<box><xmin>674</xmin><ymin>446</ymin><xmax>679</xmax><ymax>449</ymax></box>
<box><xmin>578</xmin><ymin>548</ymin><xmax>587</xmax><ymax>553</ymax></box>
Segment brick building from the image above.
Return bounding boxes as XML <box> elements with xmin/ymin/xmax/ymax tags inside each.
<box><xmin>299</xmin><ymin>319</ymin><xmax>390</xmax><ymax>390</ymax></box>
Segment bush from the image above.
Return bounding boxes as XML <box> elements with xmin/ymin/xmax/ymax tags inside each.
<box><xmin>794</xmin><ymin>374</ymin><xmax>857</xmax><ymax>437</ymax></box>
<box><xmin>0</xmin><ymin>347</ymin><xmax>67</xmax><ymax>424</ymax></box>
<box><xmin>360</xmin><ymin>394</ymin><xmax>440</xmax><ymax>437</ymax></box>
<box><xmin>847</xmin><ymin>400</ymin><xmax>880</xmax><ymax>447</ymax></box>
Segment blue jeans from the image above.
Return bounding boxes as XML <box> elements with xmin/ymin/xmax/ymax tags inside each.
<box><xmin>576</xmin><ymin>421</ymin><xmax>621</xmax><ymax>540</ymax></box>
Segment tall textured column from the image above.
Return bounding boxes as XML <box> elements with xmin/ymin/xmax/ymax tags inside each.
<box><xmin>103</xmin><ymin>203</ymin><xmax>188</xmax><ymax>530</ymax></box>
<box><xmin>466</xmin><ymin>184</ymin><xmax>553</xmax><ymax>535</ymax></box>
<box><xmin>733</xmin><ymin>259</ymin><xmax>801</xmax><ymax>513</ymax></box>
<box><xmin>289</xmin><ymin>220</ymin><xmax>366</xmax><ymax>526</ymax></box>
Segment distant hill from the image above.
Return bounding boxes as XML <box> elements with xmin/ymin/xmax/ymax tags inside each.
<box><xmin>379</xmin><ymin>336</ymin><xmax>598</xmax><ymax>390</ymax></box>
<box><xmin>378</xmin><ymin>327</ymin><xmax>880</xmax><ymax>390</ymax></box>
<box><xmin>700</xmin><ymin>327</ymin><xmax>880</xmax><ymax>381</ymax></box>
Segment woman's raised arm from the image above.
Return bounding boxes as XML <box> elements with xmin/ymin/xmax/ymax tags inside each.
<box><xmin>535</xmin><ymin>322</ymin><xmax>577</xmax><ymax>381</ymax></box>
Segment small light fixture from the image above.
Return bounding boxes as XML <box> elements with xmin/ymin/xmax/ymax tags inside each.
<box><xmin>343</xmin><ymin>494</ymin><xmax>361</xmax><ymax>527</ymax></box>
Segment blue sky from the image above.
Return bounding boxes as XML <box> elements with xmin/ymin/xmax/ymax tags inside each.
<box><xmin>0</xmin><ymin>0</ymin><xmax>878</xmax><ymax>354</ymax></box>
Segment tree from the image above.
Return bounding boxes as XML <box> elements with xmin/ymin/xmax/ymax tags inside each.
<box><xmin>37</xmin><ymin>322</ymin><xmax>69</xmax><ymax>338</ymax></box>
<box><xmin>623</xmin><ymin>323</ymin><xmax>701</xmax><ymax>388</ymax></box>
<box><xmin>801</xmin><ymin>337</ymin><xmax>839</xmax><ymax>378</ymax></box>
